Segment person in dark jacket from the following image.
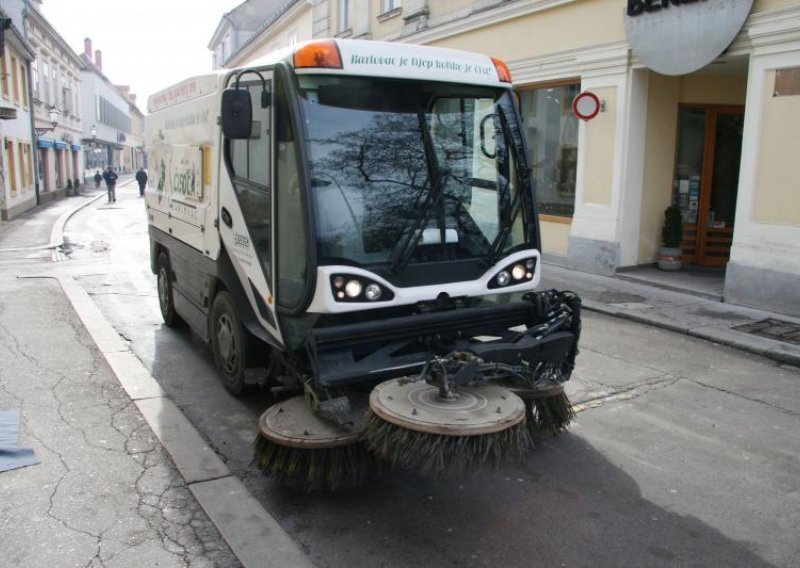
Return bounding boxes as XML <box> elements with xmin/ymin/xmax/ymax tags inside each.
<box><xmin>135</xmin><ymin>168</ymin><xmax>148</xmax><ymax>197</ymax></box>
<box><xmin>102</xmin><ymin>166</ymin><xmax>118</xmax><ymax>203</ymax></box>
<box><xmin>93</xmin><ymin>170</ymin><xmax>102</xmax><ymax>188</ymax></box>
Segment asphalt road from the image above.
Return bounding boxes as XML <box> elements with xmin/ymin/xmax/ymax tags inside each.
<box><xmin>24</xmin><ymin>185</ymin><xmax>800</xmax><ymax>566</ymax></box>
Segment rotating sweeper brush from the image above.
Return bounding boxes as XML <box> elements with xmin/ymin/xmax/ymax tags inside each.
<box><xmin>254</xmin><ymin>392</ymin><xmax>375</xmax><ymax>491</ymax></box>
<box><xmin>364</xmin><ymin>291</ymin><xmax>582</xmax><ymax>475</ymax></box>
<box><xmin>366</xmin><ymin>377</ymin><xmax>532</xmax><ymax>476</ymax></box>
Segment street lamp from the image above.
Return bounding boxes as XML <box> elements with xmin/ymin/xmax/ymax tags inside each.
<box><xmin>34</xmin><ymin>105</ymin><xmax>60</xmax><ymax>136</ymax></box>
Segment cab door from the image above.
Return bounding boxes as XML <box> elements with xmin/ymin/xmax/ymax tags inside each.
<box><xmin>218</xmin><ymin>74</ymin><xmax>282</xmax><ymax>343</ymax></box>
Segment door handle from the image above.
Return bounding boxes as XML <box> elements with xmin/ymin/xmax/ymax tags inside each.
<box><xmin>221</xmin><ymin>207</ymin><xmax>233</xmax><ymax>228</ymax></box>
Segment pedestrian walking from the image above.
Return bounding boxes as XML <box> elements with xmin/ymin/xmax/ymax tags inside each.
<box><xmin>135</xmin><ymin>167</ymin><xmax>148</xmax><ymax>197</ymax></box>
<box><xmin>102</xmin><ymin>166</ymin><xmax>118</xmax><ymax>203</ymax></box>
<box><xmin>93</xmin><ymin>170</ymin><xmax>102</xmax><ymax>188</ymax></box>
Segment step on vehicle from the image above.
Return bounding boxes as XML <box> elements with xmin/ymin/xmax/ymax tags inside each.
<box><xmin>146</xmin><ymin>39</ymin><xmax>582</xmax><ymax>490</ymax></box>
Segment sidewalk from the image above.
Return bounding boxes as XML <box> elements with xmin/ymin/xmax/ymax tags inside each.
<box><xmin>0</xmin><ymin>188</ymin><xmax>310</xmax><ymax>568</ymax></box>
<box><xmin>541</xmin><ymin>262</ymin><xmax>800</xmax><ymax>368</ymax></box>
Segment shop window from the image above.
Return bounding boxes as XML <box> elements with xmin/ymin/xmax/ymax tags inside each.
<box><xmin>518</xmin><ymin>82</ymin><xmax>580</xmax><ymax>218</ymax></box>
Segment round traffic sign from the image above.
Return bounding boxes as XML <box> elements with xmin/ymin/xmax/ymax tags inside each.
<box><xmin>572</xmin><ymin>91</ymin><xmax>600</xmax><ymax>121</ymax></box>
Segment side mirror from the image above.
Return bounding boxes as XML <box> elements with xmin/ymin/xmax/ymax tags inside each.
<box><xmin>221</xmin><ymin>88</ymin><xmax>253</xmax><ymax>139</ymax></box>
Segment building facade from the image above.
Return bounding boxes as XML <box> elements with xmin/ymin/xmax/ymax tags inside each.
<box><xmin>209</xmin><ymin>0</ymin><xmax>292</xmax><ymax>70</ymax></box>
<box><xmin>214</xmin><ymin>0</ymin><xmax>800</xmax><ymax>317</ymax></box>
<box><xmin>0</xmin><ymin>8</ymin><xmax>36</xmax><ymax>220</ymax></box>
<box><xmin>23</xmin><ymin>1</ymin><xmax>84</xmax><ymax>201</ymax></box>
<box><xmin>80</xmin><ymin>38</ymin><xmax>134</xmax><ymax>176</ymax></box>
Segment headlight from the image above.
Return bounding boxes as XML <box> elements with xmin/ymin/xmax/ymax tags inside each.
<box><xmin>496</xmin><ymin>270</ymin><xmax>511</xmax><ymax>287</ymax></box>
<box><xmin>511</xmin><ymin>264</ymin><xmax>526</xmax><ymax>280</ymax></box>
<box><xmin>364</xmin><ymin>283</ymin><xmax>382</xmax><ymax>301</ymax></box>
<box><xmin>344</xmin><ymin>280</ymin><xmax>363</xmax><ymax>298</ymax></box>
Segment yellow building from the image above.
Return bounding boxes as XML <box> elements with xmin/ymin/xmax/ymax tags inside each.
<box><xmin>218</xmin><ymin>0</ymin><xmax>800</xmax><ymax>316</ymax></box>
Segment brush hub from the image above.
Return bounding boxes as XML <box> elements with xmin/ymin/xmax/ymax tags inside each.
<box><xmin>258</xmin><ymin>395</ymin><xmax>366</xmax><ymax>449</ymax></box>
<box><xmin>369</xmin><ymin>379</ymin><xmax>525</xmax><ymax>436</ymax></box>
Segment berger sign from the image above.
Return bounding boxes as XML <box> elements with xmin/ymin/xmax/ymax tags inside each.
<box><xmin>624</xmin><ymin>0</ymin><xmax>753</xmax><ymax>75</ymax></box>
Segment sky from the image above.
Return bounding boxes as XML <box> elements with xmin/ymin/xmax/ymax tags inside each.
<box><xmin>40</xmin><ymin>0</ymin><xmax>244</xmax><ymax>113</ymax></box>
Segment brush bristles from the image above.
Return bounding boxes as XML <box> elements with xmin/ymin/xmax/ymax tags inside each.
<box><xmin>253</xmin><ymin>435</ymin><xmax>374</xmax><ymax>491</ymax></box>
<box><xmin>524</xmin><ymin>391</ymin><xmax>575</xmax><ymax>439</ymax></box>
<box><xmin>365</xmin><ymin>412</ymin><xmax>533</xmax><ymax>476</ymax></box>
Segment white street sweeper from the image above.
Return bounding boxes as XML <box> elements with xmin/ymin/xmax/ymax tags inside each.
<box><xmin>146</xmin><ymin>39</ymin><xmax>582</xmax><ymax>489</ymax></box>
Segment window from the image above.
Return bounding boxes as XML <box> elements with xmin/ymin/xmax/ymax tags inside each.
<box><xmin>11</xmin><ymin>55</ymin><xmax>19</xmax><ymax>103</ymax></box>
<box><xmin>42</xmin><ymin>61</ymin><xmax>49</xmax><ymax>104</ymax></box>
<box><xmin>61</xmin><ymin>73</ymin><xmax>67</xmax><ymax>109</ymax></box>
<box><xmin>18</xmin><ymin>142</ymin><xmax>25</xmax><ymax>191</ymax></box>
<box><xmin>21</xmin><ymin>64</ymin><xmax>28</xmax><ymax>107</ymax></box>
<box><xmin>1</xmin><ymin>54</ymin><xmax>8</xmax><ymax>98</ymax></box>
<box><xmin>275</xmin><ymin>78</ymin><xmax>306</xmax><ymax>310</ymax></box>
<box><xmin>26</xmin><ymin>144</ymin><xmax>33</xmax><ymax>186</ymax></box>
<box><xmin>339</xmin><ymin>0</ymin><xmax>352</xmax><ymax>32</ymax></box>
<box><xmin>227</xmin><ymin>81</ymin><xmax>273</xmax><ymax>281</ymax></box>
<box><xmin>383</xmin><ymin>0</ymin><xmax>401</xmax><ymax>13</ymax></box>
<box><xmin>518</xmin><ymin>82</ymin><xmax>580</xmax><ymax>217</ymax></box>
<box><xmin>7</xmin><ymin>141</ymin><xmax>17</xmax><ymax>195</ymax></box>
<box><xmin>31</xmin><ymin>60</ymin><xmax>39</xmax><ymax>100</ymax></box>
<box><xmin>50</xmin><ymin>65</ymin><xmax>57</xmax><ymax>107</ymax></box>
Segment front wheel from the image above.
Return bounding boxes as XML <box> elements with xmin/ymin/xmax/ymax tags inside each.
<box><xmin>157</xmin><ymin>252</ymin><xmax>183</xmax><ymax>327</ymax></box>
<box><xmin>211</xmin><ymin>291</ymin><xmax>248</xmax><ymax>396</ymax></box>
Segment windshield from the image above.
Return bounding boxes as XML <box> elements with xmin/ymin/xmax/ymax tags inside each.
<box><xmin>299</xmin><ymin>76</ymin><xmax>528</xmax><ymax>269</ymax></box>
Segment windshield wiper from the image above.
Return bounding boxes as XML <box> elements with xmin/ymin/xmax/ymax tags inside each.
<box><xmin>486</xmin><ymin>107</ymin><xmax>529</xmax><ymax>266</ymax></box>
<box><xmin>389</xmin><ymin>112</ymin><xmax>448</xmax><ymax>274</ymax></box>
<box><xmin>389</xmin><ymin>166</ymin><xmax>449</xmax><ymax>274</ymax></box>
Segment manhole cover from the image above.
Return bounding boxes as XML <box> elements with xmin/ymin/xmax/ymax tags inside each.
<box><xmin>733</xmin><ymin>318</ymin><xmax>800</xmax><ymax>346</ymax></box>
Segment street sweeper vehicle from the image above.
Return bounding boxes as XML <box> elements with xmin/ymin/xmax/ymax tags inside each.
<box><xmin>146</xmin><ymin>39</ymin><xmax>582</xmax><ymax>489</ymax></box>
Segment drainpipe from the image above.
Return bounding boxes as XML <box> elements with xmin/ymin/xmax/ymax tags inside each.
<box><xmin>21</xmin><ymin>0</ymin><xmax>40</xmax><ymax>205</ymax></box>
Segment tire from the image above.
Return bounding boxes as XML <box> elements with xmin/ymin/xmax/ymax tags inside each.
<box><xmin>157</xmin><ymin>252</ymin><xmax>183</xmax><ymax>327</ymax></box>
<box><xmin>211</xmin><ymin>291</ymin><xmax>248</xmax><ymax>396</ymax></box>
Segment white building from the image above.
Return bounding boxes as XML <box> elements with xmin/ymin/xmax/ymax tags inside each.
<box><xmin>0</xmin><ymin>7</ymin><xmax>36</xmax><ymax>220</ymax></box>
<box><xmin>24</xmin><ymin>1</ymin><xmax>85</xmax><ymax>200</ymax></box>
<box><xmin>80</xmin><ymin>38</ymin><xmax>133</xmax><ymax>175</ymax></box>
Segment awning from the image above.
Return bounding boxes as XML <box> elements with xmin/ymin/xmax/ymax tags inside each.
<box><xmin>54</xmin><ymin>141</ymin><xmax>67</xmax><ymax>150</ymax></box>
<box><xmin>37</xmin><ymin>138</ymin><xmax>55</xmax><ymax>149</ymax></box>
<box><xmin>71</xmin><ymin>144</ymin><xmax>82</xmax><ymax>151</ymax></box>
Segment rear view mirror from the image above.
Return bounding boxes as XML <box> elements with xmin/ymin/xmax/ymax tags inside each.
<box><xmin>221</xmin><ymin>88</ymin><xmax>253</xmax><ymax>139</ymax></box>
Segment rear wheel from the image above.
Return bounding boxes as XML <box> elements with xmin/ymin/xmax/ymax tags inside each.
<box><xmin>211</xmin><ymin>291</ymin><xmax>248</xmax><ymax>396</ymax></box>
<box><xmin>157</xmin><ymin>252</ymin><xmax>182</xmax><ymax>327</ymax></box>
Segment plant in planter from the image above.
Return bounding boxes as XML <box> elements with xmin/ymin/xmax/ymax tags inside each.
<box><xmin>658</xmin><ymin>205</ymin><xmax>683</xmax><ymax>271</ymax></box>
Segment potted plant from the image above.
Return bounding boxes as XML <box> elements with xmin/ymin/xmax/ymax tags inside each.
<box><xmin>658</xmin><ymin>205</ymin><xmax>683</xmax><ymax>270</ymax></box>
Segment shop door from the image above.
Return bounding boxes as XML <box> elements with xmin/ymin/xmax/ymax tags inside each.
<box><xmin>672</xmin><ymin>106</ymin><xmax>744</xmax><ymax>267</ymax></box>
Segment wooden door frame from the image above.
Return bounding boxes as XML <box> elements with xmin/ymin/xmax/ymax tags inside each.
<box><xmin>676</xmin><ymin>104</ymin><xmax>744</xmax><ymax>267</ymax></box>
